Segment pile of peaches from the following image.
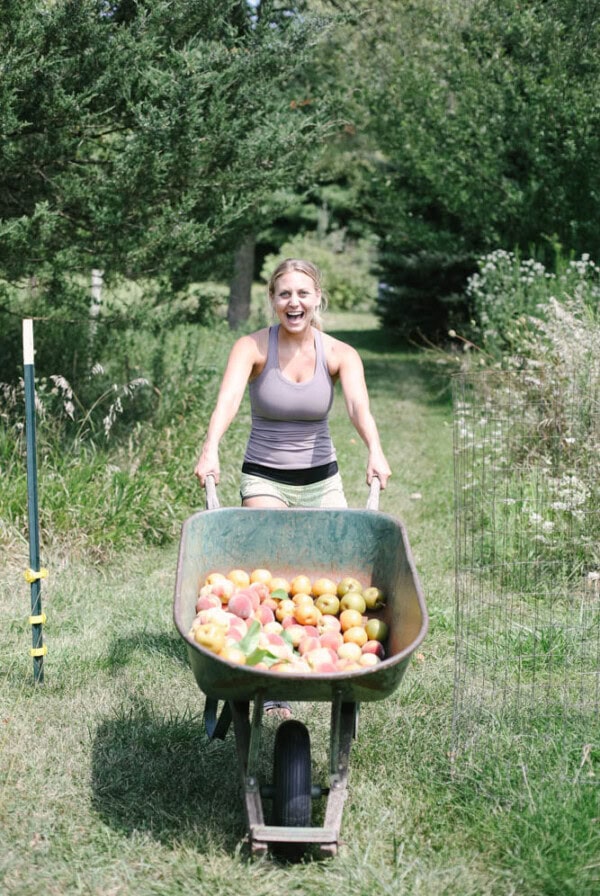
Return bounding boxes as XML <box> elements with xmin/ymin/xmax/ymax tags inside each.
<box><xmin>188</xmin><ymin>567</ymin><xmax>390</xmax><ymax>675</ymax></box>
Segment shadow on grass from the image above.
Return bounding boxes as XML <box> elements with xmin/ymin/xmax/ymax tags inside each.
<box><xmin>104</xmin><ymin>630</ymin><xmax>189</xmax><ymax>672</ymax></box>
<box><xmin>91</xmin><ymin>700</ymin><xmax>269</xmax><ymax>851</ymax></box>
<box><xmin>328</xmin><ymin>325</ymin><xmax>453</xmax><ymax>410</ymax></box>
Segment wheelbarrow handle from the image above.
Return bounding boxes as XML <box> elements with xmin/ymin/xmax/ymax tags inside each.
<box><xmin>366</xmin><ymin>476</ymin><xmax>381</xmax><ymax>511</ymax></box>
<box><xmin>205</xmin><ymin>473</ymin><xmax>220</xmax><ymax>511</ymax></box>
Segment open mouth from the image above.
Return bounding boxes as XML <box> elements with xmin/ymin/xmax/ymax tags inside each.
<box><xmin>286</xmin><ymin>310</ymin><xmax>304</xmax><ymax>321</ymax></box>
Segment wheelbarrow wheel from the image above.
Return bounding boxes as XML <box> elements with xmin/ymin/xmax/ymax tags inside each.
<box><xmin>272</xmin><ymin>720</ymin><xmax>312</xmax><ymax>860</ymax></box>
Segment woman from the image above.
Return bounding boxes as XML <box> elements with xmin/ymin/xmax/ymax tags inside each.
<box><xmin>194</xmin><ymin>258</ymin><xmax>391</xmax><ymax>505</ymax></box>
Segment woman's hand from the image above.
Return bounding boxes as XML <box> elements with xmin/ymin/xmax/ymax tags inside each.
<box><xmin>367</xmin><ymin>446</ymin><xmax>392</xmax><ymax>489</ymax></box>
<box><xmin>194</xmin><ymin>446</ymin><xmax>220</xmax><ymax>487</ymax></box>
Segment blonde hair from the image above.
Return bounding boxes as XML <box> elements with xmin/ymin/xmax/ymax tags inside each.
<box><xmin>267</xmin><ymin>258</ymin><xmax>328</xmax><ymax>330</ymax></box>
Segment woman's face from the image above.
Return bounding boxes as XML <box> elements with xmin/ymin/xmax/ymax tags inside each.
<box><xmin>271</xmin><ymin>270</ymin><xmax>321</xmax><ymax>333</ymax></box>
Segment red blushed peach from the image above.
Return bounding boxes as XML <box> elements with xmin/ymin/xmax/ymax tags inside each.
<box><xmin>305</xmin><ymin>646</ymin><xmax>338</xmax><ymax>668</ymax></box>
<box><xmin>254</xmin><ymin>604</ymin><xmax>275</xmax><ymax>626</ymax></box>
<box><xmin>318</xmin><ymin>615</ymin><xmax>342</xmax><ymax>634</ymax></box>
<box><xmin>281</xmin><ymin>614</ymin><xmax>296</xmax><ymax>630</ymax></box>
<box><xmin>320</xmin><ymin>631</ymin><xmax>344</xmax><ymax>652</ymax></box>
<box><xmin>262</xmin><ymin>596</ymin><xmax>278</xmax><ymax>612</ymax></box>
<box><xmin>298</xmin><ymin>635</ymin><xmax>321</xmax><ymax>656</ymax></box>
<box><xmin>249</xmin><ymin>581</ymin><xmax>271</xmax><ymax>604</ymax></box>
<box><xmin>225</xmin><ymin>617</ymin><xmax>247</xmax><ymax>641</ymax></box>
<box><xmin>236</xmin><ymin>586</ymin><xmax>261</xmax><ymax>611</ymax></box>
<box><xmin>195</xmin><ymin>593</ymin><xmax>222</xmax><ymax>612</ymax></box>
<box><xmin>362</xmin><ymin>639</ymin><xmax>386</xmax><ymax>659</ymax></box>
<box><xmin>302</xmin><ymin>624</ymin><xmax>320</xmax><ymax>639</ymax></box>
<box><xmin>227</xmin><ymin>592</ymin><xmax>254</xmax><ymax>619</ymax></box>
<box><xmin>210</xmin><ymin>580</ymin><xmax>235</xmax><ymax>603</ymax></box>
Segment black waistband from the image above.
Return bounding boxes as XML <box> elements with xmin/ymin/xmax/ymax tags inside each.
<box><xmin>241</xmin><ymin>460</ymin><xmax>338</xmax><ymax>486</ymax></box>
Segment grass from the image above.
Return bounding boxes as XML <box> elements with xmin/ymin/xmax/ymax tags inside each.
<box><xmin>1</xmin><ymin>312</ymin><xmax>598</xmax><ymax>894</ymax></box>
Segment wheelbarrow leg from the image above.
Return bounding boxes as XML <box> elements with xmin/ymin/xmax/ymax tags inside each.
<box><xmin>320</xmin><ymin>693</ymin><xmax>358</xmax><ymax>858</ymax></box>
<box><xmin>230</xmin><ymin>694</ymin><xmax>269</xmax><ymax>857</ymax></box>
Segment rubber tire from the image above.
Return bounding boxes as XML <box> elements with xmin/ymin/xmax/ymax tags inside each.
<box><xmin>272</xmin><ymin>720</ymin><xmax>312</xmax><ymax>855</ymax></box>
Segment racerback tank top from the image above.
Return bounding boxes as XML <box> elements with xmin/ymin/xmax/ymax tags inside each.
<box><xmin>244</xmin><ymin>325</ymin><xmax>336</xmax><ymax>469</ymax></box>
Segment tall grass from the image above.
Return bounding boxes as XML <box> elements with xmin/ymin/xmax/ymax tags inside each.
<box><xmin>1</xmin><ymin>311</ymin><xmax>599</xmax><ymax>894</ymax></box>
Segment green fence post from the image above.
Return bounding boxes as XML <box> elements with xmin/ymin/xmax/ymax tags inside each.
<box><xmin>23</xmin><ymin>318</ymin><xmax>46</xmax><ymax>683</ymax></box>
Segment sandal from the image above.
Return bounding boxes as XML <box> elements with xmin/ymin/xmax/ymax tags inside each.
<box><xmin>263</xmin><ymin>700</ymin><xmax>293</xmax><ymax>720</ymax></box>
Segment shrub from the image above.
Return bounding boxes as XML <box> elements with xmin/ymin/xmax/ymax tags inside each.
<box><xmin>261</xmin><ymin>230</ymin><xmax>378</xmax><ymax>311</ymax></box>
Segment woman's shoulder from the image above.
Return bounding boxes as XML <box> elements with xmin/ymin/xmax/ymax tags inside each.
<box><xmin>321</xmin><ymin>331</ymin><xmax>360</xmax><ymax>374</ymax></box>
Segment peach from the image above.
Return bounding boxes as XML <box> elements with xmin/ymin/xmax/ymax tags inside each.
<box><xmin>249</xmin><ymin>581</ymin><xmax>271</xmax><ymax>603</ymax></box>
<box><xmin>269</xmin><ymin>576</ymin><xmax>291</xmax><ymax>595</ymax></box>
<box><xmin>318</xmin><ymin>615</ymin><xmax>342</xmax><ymax>634</ymax></box>
<box><xmin>254</xmin><ymin>604</ymin><xmax>275</xmax><ymax>626</ymax></box>
<box><xmin>195</xmin><ymin>593</ymin><xmax>222</xmax><ymax>612</ymax></box>
<box><xmin>275</xmin><ymin>599</ymin><xmax>296</xmax><ymax>622</ymax></box>
<box><xmin>218</xmin><ymin>645</ymin><xmax>247</xmax><ymax>665</ymax></box>
<box><xmin>311</xmin><ymin>577</ymin><xmax>338</xmax><ymax>597</ymax></box>
<box><xmin>359</xmin><ymin>653</ymin><xmax>381</xmax><ymax>667</ymax></box>
<box><xmin>228</xmin><ymin>592</ymin><xmax>254</xmax><ymax>619</ymax></box>
<box><xmin>343</xmin><ymin>625</ymin><xmax>368</xmax><ymax>648</ymax></box>
<box><xmin>286</xmin><ymin>624</ymin><xmax>307</xmax><ymax>648</ymax></box>
<box><xmin>250</xmin><ymin>568</ymin><xmax>272</xmax><ymax>585</ymax></box>
<box><xmin>339</xmin><ymin>608</ymin><xmax>364</xmax><ymax>632</ymax></box>
<box><xmin>320</xmin><ymin>631</ymin><xmax>344</xmax><ymax>652</ymax></box>
<box><xmin>196</xmin><ymin>607</ymin><xmax>230</xmax><ymax>627</ymax></box>
<box><xmin>337</xmin><ymin>641</ymin><xmax>363</xmax><ymax>662</ymax></box>
<box><xmin>205</xmin><ymin>572</ymin><xmax>228</xmax><ymax>586</ymax></box>
<box><xmin>293</xmin><ymin>603</ymin><xmax>322</xmax><ymax>627</ymax></box>
<box><xmin>290</xmin><ymin>574</ymin><xmax>312</xmax><ymax>595</ymax></box>
<box><xmin>209</xmin><ymin>579</ymin><xmax>235</xmax><ymax>602</ymax></box>
<box><xmin>298</xmin><ymin>635</ymin><xmax>321</xmax><ymax>656</ymax></box>
<box><xmin>227</xmin><ymin>568</ymin><xmax>251</xmax><ymax>588</ymax></box>
<box><xmin>292</xmin><ymin>592</ymin><xmax>314</xmax><ymax>607</ymax></box>
<box><xmin>362</xmin><ymin>639</ymin><xmax>386</xmax><ymax>659</ymax></box>
<box><xmin>263</xmin><ymin>620</ymin><xmax>283</xmax><ymax>635</ymax></box>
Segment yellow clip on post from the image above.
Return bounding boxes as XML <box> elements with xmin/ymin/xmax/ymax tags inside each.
<box><xmin>29</xmin><ymin>613</ymin><xmax>47</xmax><ymax>625</ymax></box>
<box><xmin>24</xmin><ymin>567</ymin><xmax>49</xmax><ymax>584</ymax></box>
<box><xmin>30</xmin><ymin>645</ymin><xmax>48</xmax><ymax>658</ymax></box>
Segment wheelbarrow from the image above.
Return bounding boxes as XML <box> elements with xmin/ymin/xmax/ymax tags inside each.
<box><xmin>173</xmin><ymin>477</ymin><xmax>428</xmax><ymax>859</ymax></box>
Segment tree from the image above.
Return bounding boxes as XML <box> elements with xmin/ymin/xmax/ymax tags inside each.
<box><xmin>0</xmin><ymin>0</ymin><xmax>337</xmax><ymax>316</ymax></box>
<box><xmin>355</xmin><ymin>0</ymin><xmax>600</xmax><ymax>337</ymax></box>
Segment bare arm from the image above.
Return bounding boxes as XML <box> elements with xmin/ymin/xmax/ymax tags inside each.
<box><xmin>337</xmin><ymin>343</ymin><xmax>392</xmax><ymax>488</ymax></box>
<box><xmin>194</xmin><ymin>335</ymin><xmax>259</xmax><ymax>486</ymax></box>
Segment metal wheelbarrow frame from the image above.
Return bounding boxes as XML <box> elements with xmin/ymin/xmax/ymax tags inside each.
<box><xmin>173</xmin><ymin>478</ymin><xmax>428</xmax><ymax>858</ymax></box>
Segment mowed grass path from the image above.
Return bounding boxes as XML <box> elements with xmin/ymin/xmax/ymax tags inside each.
<box><xmin>1</xmin><ymin>313</ymin><xmax>597</xmax><ymax>895</ymax></box>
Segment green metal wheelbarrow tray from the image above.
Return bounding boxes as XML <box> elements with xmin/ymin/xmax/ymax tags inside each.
<box><xmin>173</xmin><ymin>477</ymin><xmax>428</xmax><ymax>859</ymax></box>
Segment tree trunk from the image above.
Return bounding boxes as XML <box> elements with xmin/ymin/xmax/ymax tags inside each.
<box><xmin>227</xmin><ymin>235</ymin><xmax>255</xmax><ymax>329</ymax></box>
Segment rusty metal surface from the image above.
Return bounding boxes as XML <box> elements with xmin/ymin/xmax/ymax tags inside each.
<box><xmin>173</xmin><ymin>506</ymin><xmax>428</xmax><ymax>703</ymax></box>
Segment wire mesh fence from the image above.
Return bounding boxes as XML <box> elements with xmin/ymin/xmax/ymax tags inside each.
<box><xmin>451</xmin><ymin>369</ymin><xmax>599</xmax><ymax>783</ymax></box>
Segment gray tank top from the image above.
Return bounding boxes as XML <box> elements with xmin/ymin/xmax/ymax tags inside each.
<box><xmin>244</xmin><ymin>325</ymin><xmax>336</xmax><ymax>469</ymax></box>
